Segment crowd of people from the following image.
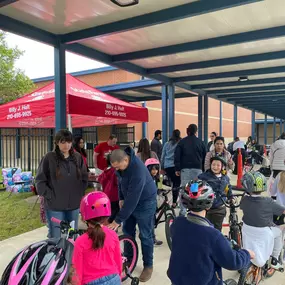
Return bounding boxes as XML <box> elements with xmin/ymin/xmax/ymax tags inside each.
<box><xmin>28</xmin><ymin>126</ymin><xmax>285</xmax><ymax>285</ymax></box>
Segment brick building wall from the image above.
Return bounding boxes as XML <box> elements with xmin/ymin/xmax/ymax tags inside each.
<box><xmin>34</xmin><ymin>69</ymin><xmax>252</xmax><ymax>144</ymax></box>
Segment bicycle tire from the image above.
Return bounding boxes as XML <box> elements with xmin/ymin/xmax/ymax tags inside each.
<box><xmin>230</xmin><ymin>226</ymin><xmax>242</xmax><ymax>249</ymax></box>
<box><xmin>165</xmin><ymin>214</ymin><xmax>175</xmax><ymax>251</ymax></box>
<box><xmin>119</xmin><ymin>234</ymin><xmax>139</xmax><ymax>282</ymax></box>
<box><xmin>237</xmin><ymin>263</ymin><xmax>252</xmax><ymax>285</ymax></box>
<box><xmin>224</xmin><ymin>279</ymin><xmax>237</xmax><ymax>285</ymax></box>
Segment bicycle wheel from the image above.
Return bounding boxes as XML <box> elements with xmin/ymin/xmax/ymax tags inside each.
<box><xmin>230</xmin><ymin>226</ymin><xmax>242</xmax><ymax>249</ymax></box>
<box><xmin>119</xmin><ymin>235</ymin><xmax>139</xmax><ymax>282</ymax></box>
<box><xmin>237</xmin><ymin>264</ymin><xmax>261</xmax><ymax>285</ymax></box>
<box><xmin>224</xmin><ymin>279</ymin><xmax>237</xmax><ymax>285</ymax></box>
<box><xmin>165</xmin><ymin>214</ymin><xmax>175</xmax><ymax>251</ymax></box>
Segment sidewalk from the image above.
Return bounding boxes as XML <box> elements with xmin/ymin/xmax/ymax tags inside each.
<box><xmin>0</xmin><ymin>223</ymin><xmax>284</xmax><ymax>284</ymax></box>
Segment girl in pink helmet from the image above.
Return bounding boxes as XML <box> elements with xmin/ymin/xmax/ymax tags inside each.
<box><xmin>72</xmin><ymin>191</ymin><xmax>122</xmax><ymax>285</ymax></box>
<box><xmin>145</xmin><ymin>158</ymin><xmax>163</xmax><ymax>246</ymax></box>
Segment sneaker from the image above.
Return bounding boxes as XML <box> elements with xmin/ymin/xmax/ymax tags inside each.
<box><xmin>139</xmin><ymin>267</ymin><xmax>153</xmax><ymax>282</ymax></box>
<box><xmin>154</xmin><ymin>239</ymin><xmax>163</xmax><ymax>246</ymax></box>
<box><xmin>270</xmin><ymin>256</ymin><xmax>284</xmax><ymax>270</ymax></box>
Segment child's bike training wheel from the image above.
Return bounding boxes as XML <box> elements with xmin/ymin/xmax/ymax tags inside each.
<box><xmin>119</xmin><ymin>234</ymin><xmax>139</xmax><ymax>282</ymax></box>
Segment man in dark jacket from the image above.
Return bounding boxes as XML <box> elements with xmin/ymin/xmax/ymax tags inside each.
<box><xmin>175</xmin><ymin>124</ymin><xmax>206</xmax><ymax>216</ymax></box>
<box><xmin>151</xmin><ymin>130</ymin><xmax>162</xmax><ymax>160</ymax></box>
<box><xmin>108</xmin><ymin>147</ymin><xmax>157</xmax><ymax>282</ymax></box>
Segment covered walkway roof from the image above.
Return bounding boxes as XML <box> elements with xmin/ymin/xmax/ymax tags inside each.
<box><xmin>1</xmin><ymin>0</ymin><xmax>285</xmax><ymax>119</ymax></box>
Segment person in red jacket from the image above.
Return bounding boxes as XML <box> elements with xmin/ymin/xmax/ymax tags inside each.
<box><xmin>98</xmin><ymin>154</ymin><xmax>120</xmax><ymax>223</ymax></box>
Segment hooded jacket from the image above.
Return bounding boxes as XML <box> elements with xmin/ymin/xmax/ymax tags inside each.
<box><xmin>115</xmin><ymin>147</ymin><xmax>157</xmax><ymax>224</ymax></box>
<box><xmin>198</xmin><ymin>171</ymin><xmax>232</xmax><ymax>209</ymax></box>
<box><xmin>270</xmin><ymin>139</ymin><xmax>285</xmax><ymax>171</ymax></box>
<box><xmin>36</xmin><ymin>151</ymin><xmax>88</xmax><ymax>211</ymax></box>
<box><xmin>98</xmin><ymin>167</ymin><xmax>119</xmax><ymax>202</ymax></box>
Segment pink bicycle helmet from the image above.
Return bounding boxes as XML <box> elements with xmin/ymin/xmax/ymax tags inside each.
<box><xmin>80</xmin><ymin>191</ymin><xmax>111</xmax><ymax>221</ymax></box>
<box><xmin>145</xmin><ymin>158</ymin><xmax>160</xmax><ymax>168</ymax></box>
<box><xmin>1</xmin><ymin>239</ymin><xmax>73</xmax><ymax>285</ymax></box>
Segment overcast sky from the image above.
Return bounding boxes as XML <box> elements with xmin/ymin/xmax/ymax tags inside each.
<box><xmin>5</xmin><ymin>32</ymin><xmax>107</xmax><ymax>80</ymax></box>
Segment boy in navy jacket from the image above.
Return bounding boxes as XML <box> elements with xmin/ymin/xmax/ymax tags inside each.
<box><xmin>167</xmin><ymin>180</ymin><xmax>254</xmax><ymax>285</ymax></box>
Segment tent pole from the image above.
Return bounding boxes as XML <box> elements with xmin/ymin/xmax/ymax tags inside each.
<box><xmin>68</xmin><ymin>114</ymin><xmax>72</xmax><ymax>132</ymax></box>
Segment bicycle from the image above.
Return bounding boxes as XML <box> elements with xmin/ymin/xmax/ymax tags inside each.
<box><xmin>155</xmin><ymin>187</ymin><xmax>180</xmax><ymax>250</ymax></box>
<box><xmin>51</xmin><ymin>218</ymin><xmax>140</xmax><ymax>284</ymax></box>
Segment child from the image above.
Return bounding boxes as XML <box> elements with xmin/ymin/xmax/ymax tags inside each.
<box><xmin>72</xmin><ymin>191</ymin><xmax>122</xmax><ymax>285</ymax></box>
<box><xmin>198</xmin><ymin>156</ymin><xmax>232</xmax><ymax>232</ymax></box>
<box><xmin>145</xmin><ymin>158</ymin><xmax>163</xmax><ymax>246</ymax></box>
<box><xmin>167</xmin><ymin>180</ymin><xmax>254</xmax><ymax>285</ymax></box>
<box><xmin>240</xmin><ymin>171</ymin><xmax>285</xmax><ymax>269</ymax></box>
<box><xmin>98</xmin><ymin>154</ymin><xmax>120</xmax><ymax>223</ymax></box>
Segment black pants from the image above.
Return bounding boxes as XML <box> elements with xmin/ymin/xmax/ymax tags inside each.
<box><xmin>108</xmin><ymin>201</ymin><xmax>120</xmax><ymax>223</ymax></box>
<box><xmin>206</xmin><ymin>206</ymin><xmax>226</xmax><ymax>232</ymax></box>
<box><xmin>165</xmin><ymin>167</ymin><xmax>180</xmax><ymax>204</ymax></box>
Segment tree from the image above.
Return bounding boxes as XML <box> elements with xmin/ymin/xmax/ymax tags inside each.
<box><xmin>0</xmin><ymin>31</ymin><xmax>35</xmax><ymax>103</ymax></box>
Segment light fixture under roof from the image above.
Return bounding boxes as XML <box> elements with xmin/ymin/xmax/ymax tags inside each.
<box><xmin>272</xmin><ymin>99</ymin><xmax>278</xmax><ymax>102</ymax></box>
<box><xmin>110</xmin><ymin>0</ymin><xmax>139</xmax><ymax>7</ymax></box>
<box><xmin>238</xmin><ymin>76</ymin><xmax>249</xmax><ymax>82</ymax></box>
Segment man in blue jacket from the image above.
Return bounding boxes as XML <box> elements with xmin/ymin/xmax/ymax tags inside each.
<box><xmin>167</xmin><ymin>180</ymin><xmax>255</xmax><ymax>285</ymax></box>
<box><xmin>108</xmin><ymin>147</ymin><xmax>157</xmax><ymax>282</ymax></box>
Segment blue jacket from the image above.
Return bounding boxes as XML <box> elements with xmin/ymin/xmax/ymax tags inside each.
<box><xmin>198</xmin><ymin>171</ymin><xmax>232</xmax><ymax>209</ymax></box>
<box><xmin>115</xmin><ymin>147</ymin><xmax>157</xmax><ymax>224</ymax></box>
<box><xmin>167</xmin><ymin>214</ymin><xmax>250</xmax><ymax>285</ymax></box>
<box><xmin>161</xmin><ymin>141</ymin><xmax>178</xmax><ymax>169</ymax></box>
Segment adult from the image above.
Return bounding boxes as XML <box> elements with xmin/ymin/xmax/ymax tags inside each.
<box><xmin>246</xmin><ymin>136</ymin><xmax>253</xmax><ymax>148</ymax></box>
<box><xmin>270</xmin><ymin>133</ymin><xmax>285</xmax><ymax>178</ymax></box>
<box><xmin>137</xmin><ymin>138</ymin><xmax>158</xmax><ymax>163</ymax></box>
<box><xmin>174</xmin><ymin>124</ymin><xmax>206</xmax><ymax>216</ymax></box>
<box><xmin>161</xmin><ymin>129</ymin><xmax>181</xmax><ymax>208</ymax></box>
<box><xmin>108</xmin><ymin>148</ymin><xmax>157</xmax><ymax>282</ymax></box>
<box><xmin>93</xmin><ymin>135</ymin><xmax>119</xmax><ymax>170</ymax></box>
<box><xmin>204</xmin><ymin>136</ymin><xmax>234</xmax><ymax>172</ymax></box>
<box><xmin>227</xmin><ymin>137</ymin><xmax>239</xmax><ymax>155</ymax></box>
<box><xmin>36</xmin><ymin>129</ymin><xmax>88</xmax><ymax>238</ymax></box>
<box><xmin>151</xmin><ymin>130</ymin><xmax>162</xmax><ymax>161</ymax></box>
<box><xmin>207</xmin><ymin>131</ymin><xmax>217</xmax><ymax>152</ymax></box>
<box><xmin>73</xmin><ymin>136</ymin><xmax>89</xmax><ymax>171</ymax></box>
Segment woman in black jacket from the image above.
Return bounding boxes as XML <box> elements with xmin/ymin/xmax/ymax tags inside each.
<box><xmin>36</xmin><ymin>129</ymin><xmax>88</xmax><ymax>238</ymax></box>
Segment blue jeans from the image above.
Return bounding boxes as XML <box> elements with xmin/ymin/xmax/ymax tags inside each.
<box><xmin>123</xmin><ymin>200</ymin><xmax>156</xmax><ymax>267</ymax></box>
<box><xmin>179</xmin><ymin>168</ymin><xmax>202</xmax><ymax>216</ymax></box>
<box><xmin>46</xmin><ymin>209</ymin><xmax>79</xmax><ymax>238</ymax></box>
<box><xmin>86</xmin><ymin>274</ymin><xmax>120</xmax><ymax>285</ymax></box>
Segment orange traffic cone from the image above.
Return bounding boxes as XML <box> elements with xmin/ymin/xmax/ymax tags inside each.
<box><xmin>237</xmin><ymin>148</ymin><xmax>243</xmax><ymax>188</ymax></box>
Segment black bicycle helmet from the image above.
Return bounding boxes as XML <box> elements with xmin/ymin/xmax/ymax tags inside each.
<box><xmin>1</xmin><ymin>238</ymin><xmax>73</xmax><ymax>285</ymax></box>
<box><xmin>181</xmin><ymin>180</ymin><xmax>215</xmax><ymax>212</ymax></box>
<box><xmin>210</xmin><ymin>156</ymin><xmax>226</xmax><ymax>166</ymax></box>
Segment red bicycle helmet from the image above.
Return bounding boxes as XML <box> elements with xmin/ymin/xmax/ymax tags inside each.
<box><xmin>1</xmin><ymin>239</ymin><xmax>73</xmax><ymax>285</ymax></box>
<box><xmin>181</xmin><ymin>180</ymin><xmax>215</xmax><ymax>212</ymax></box>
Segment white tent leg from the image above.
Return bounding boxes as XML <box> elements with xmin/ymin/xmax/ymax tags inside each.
<box><xmin>67</xmin><ymin>114</ymin><xmax>72</xmax><ymax>132</ymax></box>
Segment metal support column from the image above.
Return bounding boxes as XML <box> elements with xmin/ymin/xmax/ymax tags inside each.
<box><xmin>273</xmin><ymin>117</ymin><xmax>276</xmax><ymax>142</ymax></box>
<box><xmin>203</xmin><ymin>94</ymin><xmax>209</xmax><ymax>144</ymax></box>
<box><xmin>280</xmin><ymin>120</ymin><xmax>283</xmax><ymax>136</ymax></box>
<box><xmin>251</xmin><ymin>111</ymin><xmax>255</xmax><ymax>139</ymax></box>
<box><xmin>162</xmin><ymin>85</ymin><xmax>168</xmax><ymax>145</ymax></box>
<box><xmin>54</xmin><ymin>41</ymin><xmax>67</xmax><ymax>131</ymax></box>
<box><xmin>198</xmin><ymin>95</ymin><xmax>203</xmax><ymax>139</ymax></box>
<box><xmin>168</xmin><ymin>84</ymin><xmax>175</xmax><ymax>136</ymax></box>
<box><xmin>142</xmin><ymin>101</ymin><xmax>147</xmax><ymax>138</ymax></box>
<box><xmin>233</xmin><ymin>105</ymin><xmax>238</xmax><ymax>139</ymax></box>
<box><xmin>219</xmin><ymin>101</ymin><xmax>223</xmax><ymax>137</ymax></box>
<box><xmin>264</xmin><ymin>115</ymin><xmax>268</xmax><ymax>145</ymax></box>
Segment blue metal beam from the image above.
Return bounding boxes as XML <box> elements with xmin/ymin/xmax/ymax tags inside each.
<box><xmin>234</xmin><ymin>105</ymin><xmax>238</xmax><ymax>139</ymax></box>
<box><xmin>281</xmin><ymin>121</ymin><xmax>283</xmax><ymax>136</ymax></box>
<box><xmin>217</xmin><ymin>91</ymin><xmax>285</xmax><ymax>99</ymax></box>
<box><xmin>227</xmin><ymin>95</ymin><xmax>285</xmax><ymax>102</ymax></box>
<box><xmin>273</xmin><ymin>117</ymin><xmax>276</xmax><ymax>141</ymax></box>
<box><xmin>173</xmin><ymin>66</ymin><xmax>285</xmax><ymax>82</ymax></box>
<box><xmin>264</xmin><ymin>115</ymin><xmax>268</xmax><ymax>145</ymax></box>
<box><xmin>198</xmin><ymin>96</ymin><xmax>203</xmax><ymax>140</ymax></box>
<box><xmin>175</xmin><ymin>82</ymin><xmax>195</xmax><ymax>92</ymax></box>
<box><xmin>97</xmin><ymin>79</ymin><xmax>161</xmax><ymax>92</ymax></box>
<box><xmin>162</xmin><ymin>86</ymin><xmax>169</xmax><ymax>144</ymax></box>
<box><xmin>54</xmin><ymin>42</ymin><xmax>67</xmax><ymax>131</ymax></box>
<box><xmin>168</xmin><ymin>85</ymin><xmax>175</xmax><ymax>136</ymax></box>
<box><xmin>204</xmin><ymin>95</ymin><xmax>209</xmax><ymax>144</ymax></box>
<box><xmin>142</xmin><ymin>102</ymin><xmax>147</xmax><ymax>139</ymax></box>
<box><xmin>148</xmin><ymin>50</ymin><xmax>285</xmax><ymax>74</ymax></box>
<box><xmin>220</xmin><ymin>101</ymin><xmax>223</xmax><ymax>137</ymax></box>
<box><xmin>136</xmin><ymin>89</ymin><xmax>161</xmax><ymax>97</ymax></box>
<box><xmin>61</xmin><ymin>0</ymin><xmax>260</xmax><ymax>44</ymax></box>
<box><xmin>65</xmin><ymin>43</ymin><xmax>173</xmax><ymax>85</ymax></box>
<box><xmin>192</xmin><ymin>77</ymin><xmax>285</xmax><ymax>89</ymax></box>
<box><xmin>251</xmin><ymin>111</ymin><xmax>255</xmax><ymax>139</ymax></box>
<box><xmin>209</xmin><ymin>84</ymin><xmax>285</xmax><ymax>95</ymax></box>
<box><xmin>0</xmin><ymin>14</ymin><xmax>56</xmax><ymax>45</ymax></box>
<box><xmin>113</xmin><ymin>19</ymin><xmax>285</xmax><ymax>62</ymax></box>
<box><xmin>0</xmin><ymin>0</ymin><xmax>17</xmax><ymax>8</ymax></box>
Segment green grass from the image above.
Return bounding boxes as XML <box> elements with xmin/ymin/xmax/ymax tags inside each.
<box><xmin>0</xmin><ymin>170</ymin><xmax>94</xmax><ymax>241</ymax></box>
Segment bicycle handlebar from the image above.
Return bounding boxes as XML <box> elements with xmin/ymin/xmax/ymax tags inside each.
<box><xmin>217</xmin><ymin>192</ymin><xmax>244</xmax><ymax>209</ymax></box>
<box><xmin>51</xmin><ymin>217</ymin><xmax>61</xmax><ymax>225</ymax></box>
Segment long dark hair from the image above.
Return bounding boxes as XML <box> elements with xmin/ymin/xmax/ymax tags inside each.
<box><xmin>137</xmin><ymin>138</ymin><xmax>151</xmax><ymax>163</ymax></box>
<box><xmin>54</xmin><ymin>130</ymin><xmax>81</xmax><ymax>180</ymax></box>
<box><xmin>73</xmin><ymin>137</ymin><xmax>87</xmax><ymax>158</ymax></box>
<box><xmin>169</xmin><ymin>129</ymin><xmax>181</xmax><ymax>145</ymax></box>
<box><xmin>87</xmin><ymin>217</ymin><xmax>108</xmax><ymax>250</ymax></box>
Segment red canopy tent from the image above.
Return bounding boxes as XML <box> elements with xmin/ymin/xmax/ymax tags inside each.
<box><xmin>0</xmin><ymin>74</ymin><xmax>148</xmax><ymax>128</ymax></box>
